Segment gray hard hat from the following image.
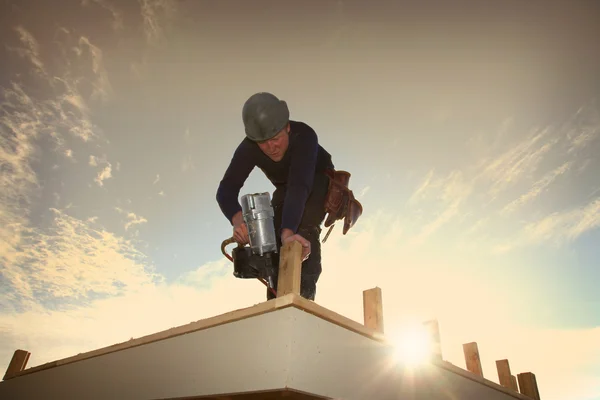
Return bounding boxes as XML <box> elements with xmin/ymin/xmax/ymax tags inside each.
<box><xmin>242</xmin><ymin>92</ymin><xmax>289</xmax><ymax>142</ymax></box>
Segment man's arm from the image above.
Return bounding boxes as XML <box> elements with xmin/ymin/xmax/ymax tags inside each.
<box><xmin>216</xmin><ymin>141</ymin><xmax>255</xmax><ymax>225</ymax></box>
<box><xmin>280</xmin><ymin>126</ymin><xmax>319</xmax><ymax>235</ymax></box>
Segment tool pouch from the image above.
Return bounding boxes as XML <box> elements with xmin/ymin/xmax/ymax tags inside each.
<box><xmin>323</xmin><ymin>169</ymin><xmax>363</xmax><ymax>235</ymax></box>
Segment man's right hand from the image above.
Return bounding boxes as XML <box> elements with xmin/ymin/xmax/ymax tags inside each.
<box><xmin>232</xmin><ymin>211</ymin><xmax>249</xmax><ymax>245</ymax></box>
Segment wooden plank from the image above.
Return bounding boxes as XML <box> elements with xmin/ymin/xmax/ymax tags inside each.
<box><xmin>423</xmin><ymin>319</ymin><xmax>442</xmax><ymax>361</ymax></box>
<box><xmin>517</xmin><ymin>372</ymin><xmax>541</xmax><ymax>399</ymax></box>
<box><xmin>277</xmin><ymin>241</ymin><xmax>302</xmax><ymax>297</ymax></box>
<box><xmin>496</xmin><ymin>359</ymin><xmax>514</xmax><ymax>389</ymax></box>
<box><xmin>362</xmin><ymin>287</ymin><xmax>384</xmax><ymax>333</ymax></box>
<box><xmin>3</xmin><ymin>350</ymin><xmax>30</xmax><ymax>380</ymax></box>
<box><xmin>436</xmin><ymin>360</ymin><xmax>533</xmax><ymax>400</ymax></box>
<box><xmin>291</xmin><ymin>294</ymin><xmax>388</xmax><ymax>343</ymax></box>
<box><xmin>463</xmin><ymin>342</ymin><xmax>484</xmax><ymax>377</ymax></box>
<box><xmin>9</xmin><ymin>294</ymin><xmax>297</xmax><ymax>379</ymax></box>
<box><xmin>511</xmin><ymin>375</ymin><xmax>519</xmax><ymax>391</ymax></box>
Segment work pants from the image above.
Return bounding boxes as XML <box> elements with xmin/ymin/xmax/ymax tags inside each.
<box><xmin>267</xmin><ymin>172</ymin><xmax>330</xmax><ymax>301</ymax></box>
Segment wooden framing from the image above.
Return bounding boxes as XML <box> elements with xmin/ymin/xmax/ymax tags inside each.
<box><xmin>518</xmin><ymin>372</ymin><xmax>541</xmax><ymax>400</ymax></box>
<box><xmin>362</xmin><ymin>287</ymin><xmax>384</xmax><ymax>333</ymax></box>
<box><xmin>2</xmin><ymin>241</ymin><xmax>542</xmax><ymax>400</ymax></box>
<box><xmin>2</xmin><ymin>350</ymin><xmax>30</xmax><ymax>380</ymax></box>
<box><xmin>463</xmin><ymin>341</ymin><xmax>484</xmax><ymax>377</ymax></box>
<box><xmin>276</xmin><ymin>241</ymin><xmax>303</xmax><ymax>297</ymax></box>
<box><xmin>496</xmin><ymin>359</ymin><xmax>518</xmax><ymax>391</ymax></box>
<box><xmin>3</xmin><ymin>291</ymin><xmax>540</xmax><ymax>400</ymax></box>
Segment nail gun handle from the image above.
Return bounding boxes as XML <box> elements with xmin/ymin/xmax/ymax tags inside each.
<box><xmin>221</xmin><ymin>237</ymin><xmax>238</xmax><ymax>262</ymax></box>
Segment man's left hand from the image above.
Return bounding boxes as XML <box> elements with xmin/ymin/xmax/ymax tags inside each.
<box><xmin>281</xmin><ymin>228</ymin><xmax>311</xmax><ymax>261</ymax></box>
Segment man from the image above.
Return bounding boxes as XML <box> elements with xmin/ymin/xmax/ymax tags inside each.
<box><xmin>216</xmin><ymin>92</ymin><xmax>335</xmax><ymax>301</ymax></box>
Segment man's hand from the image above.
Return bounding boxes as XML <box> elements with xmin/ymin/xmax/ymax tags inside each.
<box><xmin>281</xmin><ymin>228</ymin><xmax>311</xmax><ymax>261</ymax></box>
<box><xmin>231</xmin><ymin>211</ymin><xmax>249</xmax><ymax>245</ymax></box>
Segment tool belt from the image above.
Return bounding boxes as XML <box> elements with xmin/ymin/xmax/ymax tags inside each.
<box><xmin>322</xmin><ymin>168</ymin><xmax>363</xmax><ymax>242</ymax></box>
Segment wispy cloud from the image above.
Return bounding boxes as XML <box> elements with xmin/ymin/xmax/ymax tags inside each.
<box><xmin>82</xmin><ymin>0</ymin><xmax>124</xmax><ymax>31</ymax></box>
<box><xmin>115</xmin><ymin>207</ymin><xmax>149</xmax><ymax>232</ymax></box>
<box><xmin>407</xmin><ymin>170</ymin><xmax>473</xmax><ymax>245</ymax></box>
<box><xmin>566</xmin><ymin>103</ymin><xmax>600</xmax><ymax>154</ymax></box>
<box><xmin>495</xmin><ymin>197</ymin><xmax>600</xmax><ymax>253</ymax></box>
<box><xmin>9</xmin><ymin>26</ymin><xmax>47</xmax><ymax>79</ymax></box>
<box><xmin>139</xmin><ymin>0</ymin><xmax>178</xmax><ymax>46</ymax></box>
<box><xmin>501</xmin><ymin>161</ymin><xmax>572</xmax><ymax>215</ymax></box>
<box><xmin>403</xmin><ymin>102</ymin><xmax>600</xmax><ymax>252</ymax></box>
<box><xmin>476</xmin><ymin>126</ymin><xmax>559</xmax><ymax>198</ymax></box>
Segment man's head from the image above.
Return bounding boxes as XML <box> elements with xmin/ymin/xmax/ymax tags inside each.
<box><xmin>256</xmin><ymin>123</ymin><xmax>290</xmax><ymax>162</ymax></box>
<box><xmin>242</xmin><ymin>92</ymin><xmax>291</xmax><ymax>161</ymax></box>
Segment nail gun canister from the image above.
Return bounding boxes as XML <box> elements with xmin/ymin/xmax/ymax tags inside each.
<box><xmin>240</xmin><ymin>192</ymin><xmax>278</xmax><ymax>256</ymax></box>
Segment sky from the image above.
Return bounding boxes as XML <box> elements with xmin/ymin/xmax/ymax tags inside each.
<box><xmin>1</xmin><ymin>0</ymin><xmax>599</xmax><ymax>398</ymax></box>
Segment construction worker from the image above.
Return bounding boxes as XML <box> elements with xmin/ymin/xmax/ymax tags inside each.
<box><xmin>216</xmin><ymin>92</ymin><xmax>335</xmax><ymax>301</ymax></box>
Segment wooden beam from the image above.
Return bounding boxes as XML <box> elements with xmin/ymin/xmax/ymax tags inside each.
<box><xmin>463</xmin><ymin>342</ymin><xmax>483</xmax><ymax>377</ymax></box>
<box><xmin>362</xmin><ymin>287</ymin><xmax>384</xmax><ymax>333</ymax></box>
<box><xmin>423</xmin><ymin>319</ymin><xmax>442</xmax><ymax>361</ymax></box>
<box><xmin>518</xmin><ymin>372</ymin><xmax>541</xmax><ymax>399</ymax></box>
<box><xmin>277</xmin><ymin>241</ymin><xmax>303</xmax><ymax>297</ymax></box>
<box><xmin>511</xmin><ymin>375</ymin><xmax>519</xmax><ymax>392</ymax></box>
<box><xmin>496</xmin><ymin>359</ymin><xmax>516</xmax><ymax>390</ymax></box>
<box><xmin>3</xmin><ymin>349</ymin><xmax>31</xmax><ymax>380</ymax></box>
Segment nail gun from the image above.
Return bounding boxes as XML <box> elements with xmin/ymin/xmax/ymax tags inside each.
<box><xmin>221</xmin><ymin>192</ymin><xmax>279</xmax><ymax>296</ymax></box>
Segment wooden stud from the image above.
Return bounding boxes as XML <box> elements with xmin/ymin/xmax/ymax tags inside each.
<box><xmin>511</xmin><ymin>375</ymin><xmax>519</xmax><ymax>392</ymax></box>
<box><xmin>423</xmin><ymin>319</ymin><xmax>442</xmax><ymax>361</ymax></box>
<box><xmin>276</xmin><ymin>241</ymin><xmax>303</xmax><ymax>297</ymax></box>
<box><xmin>3</xmin><ymin>349</ymin><xmax>31</xmax><ymax>380</ymax></box>
<box><xmin>496</xmin><ymin>359</ymin><xmax>515</xmax><ymax>389</ymax></box>
<box><xmin>463</xmin><ymin>342</ymin><xmax>483</xmax><ymax>377</ymax></box>
<box><xmin>518</xmin><ymin>372</ymin><xmax>541</xmax><ymax>399</ymax></box>
<box><xmin>362</xmin><ymin>287</ymin><xmax>384</xmax><ymax>333</ymax></box>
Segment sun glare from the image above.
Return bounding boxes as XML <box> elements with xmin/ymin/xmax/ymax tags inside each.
<box><xmin>393</xmin><ymin>323</ymin><xmax>433</xmax><ymax>367</ymax></box>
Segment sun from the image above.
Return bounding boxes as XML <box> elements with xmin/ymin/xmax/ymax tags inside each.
<box><xmin>392</xmin><ymin>323</ymin><xmax>434</xmax><ymax>367</ymax></box>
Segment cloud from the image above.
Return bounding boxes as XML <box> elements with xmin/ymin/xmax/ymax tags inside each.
<box><xmin>9</xmin><ymin>26</ymin><xmax>47</xmax><ymax>79</ymax></box>
<box><xmin>82</xmin><ymin>0</ymin><xmax>124</xmax><ymax>31</ymax></box>
<box><xmin>402</xmin><ymin>102</ymin><xmax>600</xmax><ymax>252</ymax></box>
<box><xmin>566</xmin><ymin>103</ymin><xmax>600</xmax><ymax>154</ymax></box>
<box><xmin>406</xmin><ymin>169</ymin><xmax>473</xmax><ymax>244</ymax></box>
<box><xmin>115</xmin><ymin>207</ymin><xmax>149</xmax><ymax>231</ymax></box>
<box><xmin>476</xmin><ymin>126</ymin><xmax>559</xmax><ymax>199</ymax></box>
<box><xmin>139</xmin><ymin>0</ymin><xmax>178</xmax><ymax>46</ymax></box>
<box><xmin>0</xmin><ymin>25</ymin><xmax>127</xmax><ymax>315</ymax></box>
<box><xmin>76</xmin><ymin>36</ymin><xmax>113</xmax><ymax>103</ymax></box>
<box><xmin>94</xmin><ymin>162</ymin><xmax>112</xmax><ymax>186</ymax></box>
<box><xmin>495</xmin><ymin>196</ymin><xmax>600</xmax><ymax>253</ymax></box>
<box><xmin>501</xmin><ymin>161</ymin><xmax>572</xmax><ymax>215</ymax></box>
<box><xmin>1</xmin><ymin>208</ymin><xmax>158</xmax><ymax>311</ymax></box>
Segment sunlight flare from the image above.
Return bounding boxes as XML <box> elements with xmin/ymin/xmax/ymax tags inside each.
<box><xmin>392</xmin><ymin>322</ymin><xmax>433</xmax><ymax>367</ymax></box>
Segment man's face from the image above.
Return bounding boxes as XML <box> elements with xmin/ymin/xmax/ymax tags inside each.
<box><xmin>257</xmin><ymin>124</ymin><xmax>290</xmax><ymax>162</ymax></box>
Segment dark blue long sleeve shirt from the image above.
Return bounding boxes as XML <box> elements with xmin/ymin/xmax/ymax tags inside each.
<box><xmin>216</xmin><ymin>120</ymin><xmax>334</xmax><ymax>233</ymax></box>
